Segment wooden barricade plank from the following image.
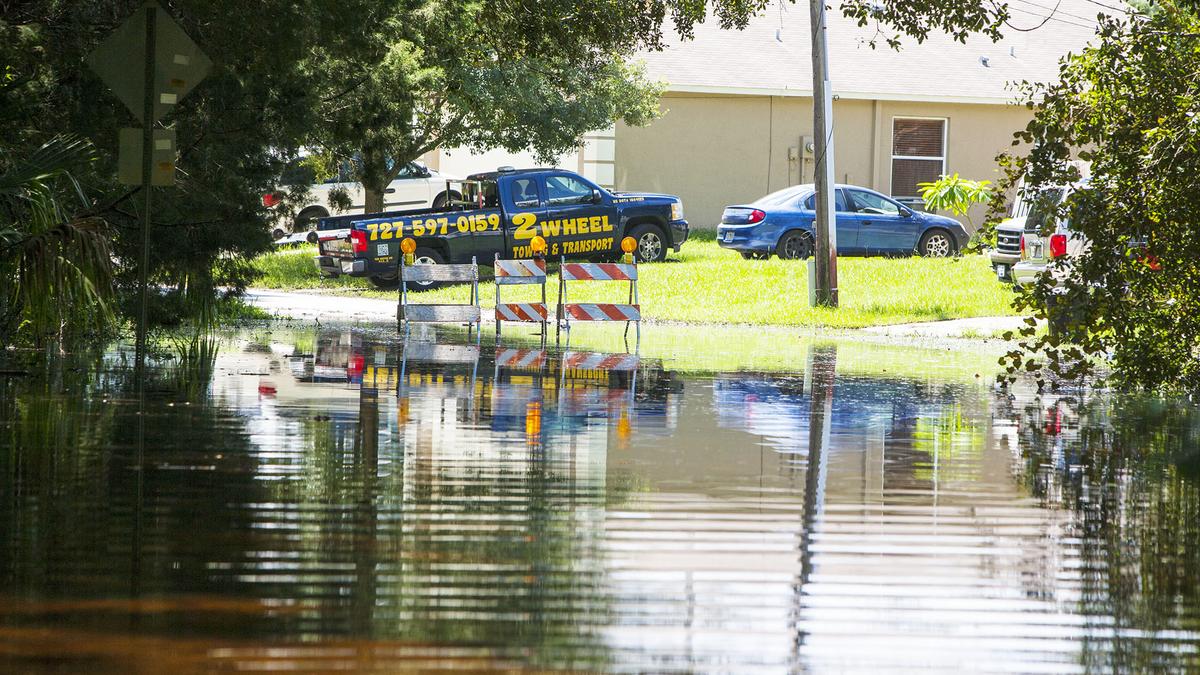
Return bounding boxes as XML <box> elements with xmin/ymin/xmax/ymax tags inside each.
<box><xmin>402</xmin><ymin>264</ymin><xmax>479</xmax><ymax>283</ymax></box>
<box><xmin>401</xmin><ymin>304</ymin><xmax>481</xmax><ymax>324</ymax></box>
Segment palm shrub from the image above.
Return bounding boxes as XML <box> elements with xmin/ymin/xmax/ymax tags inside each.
<box><xmin>0</xmin><ymin>135</ymin><xmax>115</xmax><ymax>346</ymax></box>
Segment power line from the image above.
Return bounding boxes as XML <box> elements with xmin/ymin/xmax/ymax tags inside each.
<box><xmin>1008</xmin><ymin>0</ymin><xmax>1098</xmax><ymax>25</ymax></box>
<box><xmin>1005</xmin><ymin>3</ymin><xmax>1096</xmax><ymax>31</ymax></box>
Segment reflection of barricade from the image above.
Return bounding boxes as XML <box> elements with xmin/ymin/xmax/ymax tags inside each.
<box><xmin>398</xmin><ymin>256</ymin><xmax>481</xmax><ymax>332</ymax></box>
<box><xmin>556</xmin><ymin>260</ymin><xmax>640</xmax><ymax>340</ymax></box>
<box><xmin>493</xmin><ymin>256</ymin><xmax>549</xmax><ymax>332</ymax></box>
<box><xmin>398</xmin><ymin>340</ymin><xmax>481</xmax><ymax>411</ymax></box>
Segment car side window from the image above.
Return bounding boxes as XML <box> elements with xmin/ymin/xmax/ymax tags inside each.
<box><xmin>847</xmin><ymin>189</ymin><xmax>901</xmax><ymax>216</ymax></box>
<box><xmin>545</xmin><ymin>175</ymin><xmax>593</xmax><ymax>206</ymax></box>
<box><xmin>802</xmin><ymin>191</ymin><xmax>850</xmax><ymax>211</ymax></box>
<box><xmin>511</xmin><ymin>178</ymin><xmax>540</xmax><ymax>208</ymax></box>
<box><xmin>394</xmin><ymin>162</ymin><xmax>417</xmax><ymax>179</ymax></box>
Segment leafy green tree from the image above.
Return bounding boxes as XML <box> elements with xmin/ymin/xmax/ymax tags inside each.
<box><xmin>0</xmin><ymin>136</ymin><xmax>114</xmax><ymax>345</ymax></box>
<box><xmin>996</xmin><ymin>4</ymin><xmax>1200</xmax><ymax>392</ymax></box>
<box><xmin>918</xmin><ymin>173</ymin><xmax>994</xmax><ymax>233</ymax></box>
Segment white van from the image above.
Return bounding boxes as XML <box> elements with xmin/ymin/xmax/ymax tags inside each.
<box><xmin>266</xmin><ymin>157</ymin><xmax>460</xmax><ymax>240</ymax></box>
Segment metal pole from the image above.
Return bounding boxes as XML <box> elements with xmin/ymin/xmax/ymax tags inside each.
<box><xmin>809</xmin><ymin>0</ymin><xmax>838</xmax><ymax>307</ymax></box>
<box><xmin>134</xmin><ymin>3</ymin><xmax>156</xmax><ymax>380</ymax></box>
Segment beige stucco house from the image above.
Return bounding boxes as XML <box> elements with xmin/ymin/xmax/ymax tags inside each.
<box><xmin>573</xmin><ymin>1</ymin><xmax>1102</xmax><ymax>231</ymax></box>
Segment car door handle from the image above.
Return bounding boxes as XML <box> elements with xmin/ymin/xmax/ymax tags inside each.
<box><xmin>384</xmin><ymin>188</ymin><xmax>396</xmax><ymax>194</ymax></box>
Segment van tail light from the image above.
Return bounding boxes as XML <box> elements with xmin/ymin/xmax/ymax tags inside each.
<box><xmin>748</xmin><ymin>209</ymin><xmax>766</xmax><ymax>224</ymax></box>
<box><xmin>1049</xmin><ymin>233</ymin><xmax>1067</xmax><ymax>258</ymax></box>
<box><xmin>350</xmin><ymin>229</ymin><xmax>368</xmax><ymax>254</ymax></box>
<box><xmin>262</xmin><ymin>192</ymin><xmax>282</xmax><ymax>208</ymax></box>
<box><xmin>1019</xmin><ymin>234</ymin><xmax>1026</xmax><ymax>255</ymax></box>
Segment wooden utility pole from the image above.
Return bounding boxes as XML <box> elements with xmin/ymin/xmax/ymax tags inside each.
<box><xmin>809</xmin><ymin>0</ymin><xmax>838</xmax><ymax>307</ymax></box>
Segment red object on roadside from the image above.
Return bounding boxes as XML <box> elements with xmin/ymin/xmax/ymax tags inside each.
<box><xmin>262</xmin><ymin>192</ymin><xmax>281</xmax><ymax>208</ymax></box>
<box><xmin>748</xmin><ymin>209</ymin><xmax>766</xmax><ymax>224</ymax></box>
<box><xmin>350</xmin><ymin>229</ymin><xmax>368</xmax><ymax>253</ymax></box>
<box><xmin>1049</xmin><ymin>233</ymin><xmax>1067</xmax><ymax>258</ymax></box>
<box><xmin>346</xmin><ymin>354</ymin><xmax>365</xmax><ymax>380</ymax></box>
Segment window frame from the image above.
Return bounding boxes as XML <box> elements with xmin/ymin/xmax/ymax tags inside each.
<box><xmin>844</xmin><ymin>188</ymin><xmax>903</xmax><ymax>216</ymax></box>
<box><xmin>890</xmin><ymin>116</ymin><xmax>948</xmax><ymax>199</ymax></box>
<box><xmin>544</xmin><ymin>173</ymin><xmax>596</xmax><ymax>207</ymax></box>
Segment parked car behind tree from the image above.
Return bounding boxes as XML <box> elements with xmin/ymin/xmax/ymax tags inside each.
<box><xmin>716</xmin><ymin>184</ymin><xmax>968</xmax><ymax>260</ymax></box>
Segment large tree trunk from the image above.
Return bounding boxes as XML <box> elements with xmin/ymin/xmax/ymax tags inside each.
<box><xmin>363</xmin><ymin>185</ymin><xmax>385</xmax><ymax>215</ymax></box>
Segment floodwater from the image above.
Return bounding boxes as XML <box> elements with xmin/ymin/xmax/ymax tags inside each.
<box><xmin>1</xmin><ymin>325</ymin><xmax>1198</xmax><ymax>673</ymax></box>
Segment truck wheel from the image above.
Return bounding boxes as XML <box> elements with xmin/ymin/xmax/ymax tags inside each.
<box><xmin>919</xmin><ymin>228</ymin><xmax>957</xmax><ymax>257</ymax></box>
<box><xmin>369</xmin><ymin>273</ymin><xmax>399</xmax><ymax>290</ymax></box>
<box><xmin>629</xmin><ymin>223</ymin><xmax>668</xmax><ymax>263</ymax></box>
<box><xmin>777</xmin><ymin>231</ymin><xmax>813</xmax><ymax>260</ymax></box>
<box><xmin>294</xmin><ymin>206</ymin><xmax>328</xmax><ymax>235</ymax></box>
<box><xmin>407</xmin><ymin>247</ymin><xmax>446</xmax><ymax>290</ymax></box>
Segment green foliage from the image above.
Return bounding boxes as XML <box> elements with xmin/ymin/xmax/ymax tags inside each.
<box><xmin>918</xmin><ymin>173</ymin><xmax>993</xmax><ymax>230</ymax></box>
<box><xmin>0</xmin><ymin>135</ymin><xmax>115</xmax><ymax>344</ymax></box>
<box><xmin>998</xmin><ymin>3</ymin><xmax>1200</xmax><ymax>393</ymax></box>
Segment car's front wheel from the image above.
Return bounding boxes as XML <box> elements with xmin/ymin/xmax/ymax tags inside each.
<box><xmin>432</xmin><ymin>191</ymin><xmax>461</xmax><ymax>209</ymax></box>
<box><xmin>776</xmin><ymin>230</ymin><xmax>814</xmax><ymax>260</ymax></box>
<box><xmin>918</xmin><ymin>229</ymin><xmax>957</xmax><ymax>258</ymax></box>
<box><xmin>629</xmin><ymin>223</ymin><xmax>668</xmax><ymax>263</ymax></box>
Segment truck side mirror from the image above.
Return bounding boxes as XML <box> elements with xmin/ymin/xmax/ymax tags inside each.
<box><xmin>592</xmin><ymin>189</ymin><xmax>602</xmax><ymax>204</ymax></box>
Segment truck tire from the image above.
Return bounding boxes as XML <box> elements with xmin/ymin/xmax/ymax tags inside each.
<box><xmin>369</xmin><ymin>273</ymin><xmax>399</xmax><ymax>290</ymax></box>
<box><xmin>919</xmin><ymin>228</ymin><xmax>957</xmax><ymax>257</ymax></box>
<box><xmin>294</xmin><ymin>206</ymin><xmax>328</xmax><ymax>238</ymax></box>
<box><xmin>629</xmin><ymin>223</ymin><xmax>668</xmax><ymax>263</ymax></box>
<box><xmin>408</xmin><ymin>247</ymin><xmax>447</xmax><ymax>291</ymax></box>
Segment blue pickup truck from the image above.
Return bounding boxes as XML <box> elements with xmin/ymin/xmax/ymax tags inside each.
<box><xmin>315</xmin><ymin>168</ymin><xmax>688</xmax><ymax>288</ymax></box>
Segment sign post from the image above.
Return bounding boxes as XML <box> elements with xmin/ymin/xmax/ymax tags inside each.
<box><xmin>86</xmin><ymin>1</ymin><xmax>210</xmax><ymax>379</ymax></box>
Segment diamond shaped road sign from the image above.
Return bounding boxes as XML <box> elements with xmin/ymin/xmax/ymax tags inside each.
<box><xmin>86</xmin><ymin>2</ymin><xmax>211</xmax><ymax>125</ymax></box>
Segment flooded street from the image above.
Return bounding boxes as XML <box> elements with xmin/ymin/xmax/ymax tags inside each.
<box><xmin>2</xmin><ymin>326</ymin><xmax>1198</xmax><ymax>673</ymax></box>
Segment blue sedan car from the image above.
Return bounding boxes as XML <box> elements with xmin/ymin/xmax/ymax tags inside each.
<box><xmin>716</xmin><ymin>184</ymin><xmax>969</xmax><ymax>260</ymax></box>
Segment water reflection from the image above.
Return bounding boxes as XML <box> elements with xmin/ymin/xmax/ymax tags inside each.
<box><xmin>1</xmin><ymin>328</ymin><xmax>1199</xmax><ymax>672</ymax></box>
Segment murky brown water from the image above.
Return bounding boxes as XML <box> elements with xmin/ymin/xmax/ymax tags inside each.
<box><xmin>1</xmin><ymin>327</ymin><xmax>1198</xmax><ymax>673</ymax></box>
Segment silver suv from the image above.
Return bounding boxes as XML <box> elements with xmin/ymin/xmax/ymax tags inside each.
<box><xmin>1012</xmin><ymin>186</ymin><xmax>1088</xmax><ymax>288</ymax></box>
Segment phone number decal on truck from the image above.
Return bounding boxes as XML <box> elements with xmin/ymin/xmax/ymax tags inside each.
<box><xmin>363</xmin><ymin>212</ymin><xmax>501</xmax><ymax>240</ymax></box>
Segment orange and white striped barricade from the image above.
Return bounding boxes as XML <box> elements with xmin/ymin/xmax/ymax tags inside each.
<box><xmin>398</xmin><ymin>255</ymin><xmax>481</xmax><ymax>337</ymax></box>
<box><xmin>556</xmin><ymin>259</ymin><xmax>641</xmax><ymax>342</ymax></box>
<box><xmin>493</xmin><ymin>255</ymin><xmax>549</xmax><ymax>337</ymax></box>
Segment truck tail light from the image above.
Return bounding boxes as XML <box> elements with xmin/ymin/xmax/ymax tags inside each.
<box><xmin>1049</xmin><ymin>233</ymin><xmax>1067</xmax><ymax>258</ymax></box>
<box><xmin>748</xmin><ymin>209</ymin><xmax>766</xmax><ymax>224</ymax></box>
<box><xmin>350</xmin><ymin>229</ymin><xmax>368</xmax><ymax>254</ymax></box>
<box><xmin>262</xmin><ymin>192</ymin><xmax>281</xmax><ymax>207</ymax></box>
<box><xmin>1019</xmin><ymin>234</ymin><xmax>1026</xmax><ymax>255</ymax></box>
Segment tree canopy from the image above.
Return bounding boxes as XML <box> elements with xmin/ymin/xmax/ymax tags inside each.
<box><xmin>998</xmin><ymin>3</ymin><xmax>1200</xmax><ymax>392</ymax></box>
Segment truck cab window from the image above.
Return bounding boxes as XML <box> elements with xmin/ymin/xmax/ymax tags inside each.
<box><xmin>545</xmin><ymin>175</ymin><xmax>592</xmax><ymax>206</ymax></box>
<box><xmin>512</xmin><ymin>178</ymin><xmax>539</xmax><ymax>208</ymax></box>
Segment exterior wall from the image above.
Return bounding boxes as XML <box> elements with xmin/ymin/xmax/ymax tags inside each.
<box><xmin>615</xmin><ymin>93</ymin><xmax>1031</xmax><ymax>232</ymax></box>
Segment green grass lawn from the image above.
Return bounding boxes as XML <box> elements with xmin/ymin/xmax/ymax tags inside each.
<box><xmin>252</xmin><ymin>233</ymin><xmax>1020</xmax><ymax>328</ymax></box>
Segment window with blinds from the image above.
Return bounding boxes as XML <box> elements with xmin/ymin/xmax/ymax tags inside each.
<box><xmin>891</xmin><ymin>118</ymin><xmax>946</xmax><ymax>198</ymax></box>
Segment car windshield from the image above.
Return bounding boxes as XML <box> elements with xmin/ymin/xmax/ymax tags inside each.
<box><xmin>1024</xmin><ymin>188</ymin><xmax>1066</xmax><ymax>233</ymax></box>
<box><xmin>752</xmin><ymin>187</ymin><xmax>806</xmax><ymax>208</ymax></box>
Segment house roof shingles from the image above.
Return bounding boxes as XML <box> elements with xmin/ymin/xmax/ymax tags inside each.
<box><xmin>637</xmin><ymin>0</ymin><xmax>1110</xmax><ymax>104</ymax></box>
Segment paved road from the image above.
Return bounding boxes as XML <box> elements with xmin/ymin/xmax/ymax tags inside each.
<box><xmin>246</xmin><ymin>289</ymin><xmax>496</xmax><ymax>323</ymax></box>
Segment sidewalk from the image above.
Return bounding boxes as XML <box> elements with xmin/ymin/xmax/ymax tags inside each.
<box><xmin>858</xmin><ymin>315</ymin><xmax>1028</xmax><ymax>338</ymax></box>
<box><xmin>245</xmin><ymin>289</ymin><xmax>497</xmax><ymax>323</ymax></box>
